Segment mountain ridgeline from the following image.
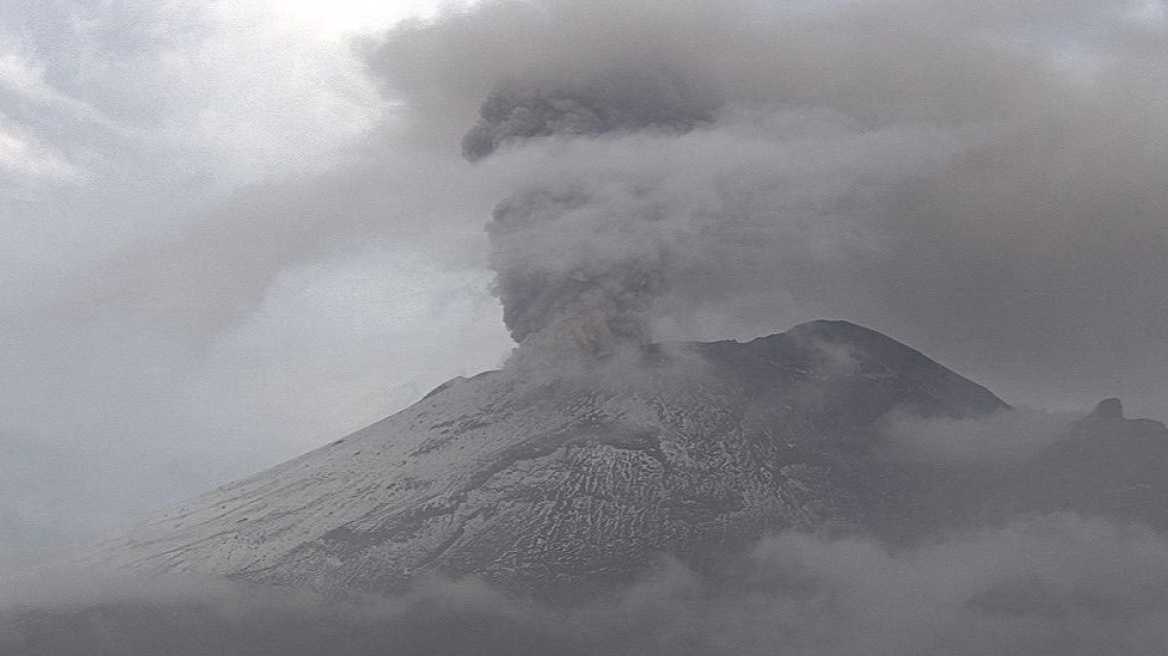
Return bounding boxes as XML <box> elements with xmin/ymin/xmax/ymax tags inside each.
<box><xmin>85</xmin><ymin>320</ymin><xmax>1167</xmax><ymax>600</ymax></box>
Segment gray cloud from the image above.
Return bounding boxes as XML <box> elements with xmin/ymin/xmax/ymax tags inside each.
<box><xmin>7</xmin><ymin>515</ymin><xmax>1168</xmax><ymax>655</ymax></box>
<box><xmin>878</xmin><ymin>406</ymin><xmax>1074</xmax><ymax>464</ymax></box>
<box><xmin>2</xmin><ymin>2</ymin><xmax>1163</xmax><ymax>650</ymax></box>
<box><xmin>461</xmin><ymin>64</ymin><xmax>718</xmax><ymax>161</ymax></box>
<box><xmin>3</xmin><ymin>0</ymin><xmax>1168</xmax><ymax>582</ymax></box>
<box><xmin>0</xmin><ymin>1</ymin><xmax>513</xmax><ymax>561</ymax></box>
<box><xmin>369</xmin><ymin>0</ymin><xmax>1168</xmax><ymax>414</ymax></box>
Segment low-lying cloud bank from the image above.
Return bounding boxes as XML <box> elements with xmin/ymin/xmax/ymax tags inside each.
<box><xmin>6</xmin><ymin>514</ymin><xmax>1168</xmax><ymax>656</ymax></box>
<box><xmin>879</xmin><ymin>406</ymin><xmax>1074</xmax><ymax>464</ymax></box>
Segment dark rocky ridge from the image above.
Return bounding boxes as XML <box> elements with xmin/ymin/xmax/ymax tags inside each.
<box><xmin>985</xmin><ymin>397</ymin><xmax>1168</xmax><ymax>527</ymax></box>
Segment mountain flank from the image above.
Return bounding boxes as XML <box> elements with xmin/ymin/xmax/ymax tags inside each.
<box><xmin>84</xmin><ymin>320</ymin><xmax>1166</xmax><ymax>600</ymax></box>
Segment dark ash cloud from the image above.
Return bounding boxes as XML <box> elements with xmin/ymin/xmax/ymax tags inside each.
<box><xmin>462</xmin><ymin>65</ymin><xmax>718</xmax><ymax>161</ymax></box>
<box><xmin>369</xmin><ymin>0</ymin><xmax>1168</xmax><ymax>414</ymax></box>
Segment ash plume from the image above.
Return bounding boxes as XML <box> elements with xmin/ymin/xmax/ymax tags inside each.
<box><xmin>370</xmin><ymin>0</ymin><xmax>1168</xmax><ymax>413</ymax></box>
<box><xmin>424</xmin><ymin>0</ymin><xmax>1012</xmax><ymax>358</ymax></box>
<box><xmin>467</xmin><ymin>64</ymin><xmax>719</xmax><ymax>356</ymax></box>
<box><xmin>460</xmin><ymin>60</ymin><xmax>965</xmax><ymax>358</ymax></box>
<box><xmin>462</xmin><ymin>66</ymin><xmax>718</xmax><ymax>162</ymax></box>
<box><xmin>485</xmin><ymin>176</ymin><xmax>675</xmax><ymax>356</ymax></box>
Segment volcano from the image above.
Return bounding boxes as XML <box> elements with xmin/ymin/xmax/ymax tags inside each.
<box><xmin>83</xmin><ymin>320</ymin><xmax>1019</xmax><ymax>598</ymax></box>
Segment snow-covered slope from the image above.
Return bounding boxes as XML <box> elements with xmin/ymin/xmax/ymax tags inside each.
<box><xmin>84</xmin><ymin>320</ymin><xmax>1007</xmax><ymax>597</ymax></box>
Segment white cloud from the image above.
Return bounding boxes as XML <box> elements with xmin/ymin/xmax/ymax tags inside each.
<box><xmin>1127</xmin><ymin>0</ymin><xmax>1167</xmax><ymax>28</ymax></box>
<box><xmin>255</xmin><ymin>0</ymin><xmax>467</xmax><ymax>41</ymax></box>
<box><xmin>0</xmin><ymin>52</ymin><xmax>77</xmax><ymax>110</ymax></box>
<box><xmin>0</xmin><ymin>0</ymin><xmax>499</xmax><ymax>556</ymax></box>
<box><xmin>178</xmin><ymin>0</ymin><xmax>479</xmax><ymax>180</ymax></box>
<box><xmin>208</xmin><ymin>248</ymin><xmax>510</xmax><ymax>456</ymax></box>
<box><xmin>0</xmin><ymin>115</ymin><xmax>82</xmax><ymax>182</ymax></box>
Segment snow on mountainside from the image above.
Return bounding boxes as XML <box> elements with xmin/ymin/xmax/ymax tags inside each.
<box><xmin>84</xmin><ymin>320</ymin><xmax>1008</xmax><ymax>597</ymax></box>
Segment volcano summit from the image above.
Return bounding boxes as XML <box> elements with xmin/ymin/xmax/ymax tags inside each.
<box><xmin>86</xmin><ymin>320</ymin><xmax>1012</xmax><ymax>598</ymax></box>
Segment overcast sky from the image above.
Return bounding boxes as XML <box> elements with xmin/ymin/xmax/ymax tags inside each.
<box><xmin>2</xmin><ymin>0</ymin><xmax>1167</xmax><ymax>565</ymax></box>
<box><xmin>0</xmin><ymin>0</ymin><xmax>513</xmax><ymax>564</ymax></box>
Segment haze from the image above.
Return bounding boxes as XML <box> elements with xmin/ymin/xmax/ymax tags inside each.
<box><xmin>1</xmin><ymin>0</ymin><xmax>1166</xmax><ymax>633</ymax></box>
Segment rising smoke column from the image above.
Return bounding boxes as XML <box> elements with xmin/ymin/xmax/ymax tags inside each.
<box><xmin>463</xmin><ymin>70</ymin><xmax>967</xmax><ymax>361</ymax></box>
<box><xmin>446</xmin><ymin>0</ymin><xmax>981</xmax><ymax>361</ymax></box>
<box><xmin>371</xmin><ymin>0</ymin><xmax>1168</xmax><ymax>413</ymax></box>
<box><xmin>465</xmin><ymin>67</ymin><xmax>720</xmax><ymax>357</ymax></box>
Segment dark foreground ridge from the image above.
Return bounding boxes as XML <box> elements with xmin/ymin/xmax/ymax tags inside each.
<box><xmin>80</xmin><ymin>320</ymin><xmax>1166</xmax><ymax>601</ymax></box>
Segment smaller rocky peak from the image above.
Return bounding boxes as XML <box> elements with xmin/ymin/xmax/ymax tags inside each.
<box><xmin>1063</xmin><ymin>397</ymin><xmax>1168</xmax><ymax>446</ymax></box>
<box><xmin>1088</xmin><ymin>398</ymin><xmax>1125</xmax><ymax>421</ymax></box>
